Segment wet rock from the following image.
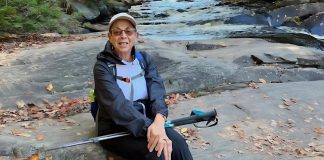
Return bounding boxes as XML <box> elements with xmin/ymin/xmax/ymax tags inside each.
<box><xmin>274</xmin><ymin>0</ymin><xmax>314</xmax><ymax>8</ymax></box>
<box><xmin>67</xmin><ymin>0</ymin><xmax>100</xmax><ymax>21</ymax></box>
<box><xmin>97</xmin><ymin>1</ymin><xmax>110</xmax><ymax>21</ymax></box>
<box><xmin>186</xmin><ymin>19</ymin><xmax>223</xmax><ymax>26</ymax></box>
<box><xmin>220</xmin><ymin>0</ymin><xmax>273</xmax><ymax>6</ymax></box>
<box><xmin>302</xmin><ymin>12</ymin><xmax>324</xmax><ymax>36</ymax></box>
<box><xmin>111</xmin><ymin>5</ymin><xmax>129</xmax><ymax>13</ymax></box>
<box><xmin>104</xmin><ymin>0</ymin><xmax>127</xmax><ymax>15</ymax></box>
<box><xmin>281</xmin><ymin>17</ymin><xmax>301</xmax><ymax>28</ymax></box>
<box><xmin>128</xmin><ymin>12</ymin><xmax>142</xmax><ymax>18</ymax></box>
<box><xmin>154</xmin><ymin>13</ymin><xmax>169</xmax><ymax>18</ymax></box>
<box><xmin>267</xmin><ymin>3</ymin><xmax>324</xmax><ymax>27</ymax></box>
<box><xmin>176</xmin><ymin>9</ymin><xmax>187</xmax><ymax>13</ymax></box>
<box><xmin>225</xmin><ymin>14</ymin><xmax>268</xmax><ymax>25</ymax></box>
<box><xmin>186</xmin><ymin>42</ymin><xmax>226</xmax><ymax>51</ymax></box>
<box><xmin>228</xmin><ymin>32</ymin><xmax>324</xmax><ymax>50</ymax></box>
<box><xmin>177</xmin><ymin>0</ymin><xmax>194</xmax><ymax>2</ymax></box>
<box><xmin>122</xmin><ymin>0</ymin><xmax>143</xmax><ymax>5</ymax></box>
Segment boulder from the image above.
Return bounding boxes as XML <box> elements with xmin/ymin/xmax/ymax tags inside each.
<box><xmin>228</xmin><ymin>32</ymin><xmax>324</xmax><ymax>50</ymax></box>
<box><xmin>104</xmin><ymin>0</ymin><xmax>129</xmax><ymax>14</ymax></box>
<box><xmin>267</xmin><ymin>2</ymin><xmax>324</xmax><ymax>27</ymax></box>
<box><xmin>67</xmin><ymin>0</ymin><xmax>100</xmax><ymax>21</ymax></box>
<box><xmin>302</xmin><ymin>12</ymin><xmax>324</xmax><ymax>36</ymax></box>
<box><xmin>225</xmin><ymin>14</ymin><xmax>268</xmax><ymax>25</ymax></box>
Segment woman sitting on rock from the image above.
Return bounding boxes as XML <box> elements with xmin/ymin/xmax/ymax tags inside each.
<box><xmin>93</xmin><ymin>13</ymin><xmax>193</xmax><ymax>160</ymax></box>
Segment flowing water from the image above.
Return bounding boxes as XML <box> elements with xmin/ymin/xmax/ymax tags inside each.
<box><xmin>129</xmin><ymin>0</ymin><xmax>324</xmax><ymax>41</ymax></box>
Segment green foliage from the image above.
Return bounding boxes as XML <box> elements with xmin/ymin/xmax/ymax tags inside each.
<box><xmin>0</xmin><ymin>0</ymin><xmax>80</xmax><ymax>34</ymax></box>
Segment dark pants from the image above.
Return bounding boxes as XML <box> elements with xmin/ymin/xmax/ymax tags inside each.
<box><xmin>100</xmin><ymin>128</ymin><xmax>193</xmax><ymax>160</ymax></box>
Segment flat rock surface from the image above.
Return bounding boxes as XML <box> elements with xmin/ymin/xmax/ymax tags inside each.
<box><xmin>0</xmin><ymin>33</ymin><xmax>323</xmax><ymax>159</ymax></box>
<box><xmin>1</xmin><ymin>80</ymin><xmax>323</xmax><ymax>159</ymax></box>
<box><xmin>1</xmin><ymin>34</ymin><xmax>323</xmax><ymax>109</ymax></box>
<box><xmin>170</xmin><ymin>80</ymin><xmax>324</xmax><ymax>160</ymax></box>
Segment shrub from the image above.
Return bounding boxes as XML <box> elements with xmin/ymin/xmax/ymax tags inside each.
<box><xmin>0</xmin><ymin>0</ymin><xmax>80</xmax><ymax>34</ymax></box>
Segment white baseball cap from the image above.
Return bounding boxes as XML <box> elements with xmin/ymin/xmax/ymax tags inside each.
<box><xmin>107</xmin><ymin>13</ymin><xmax>137</xmax><ymax>31</ymax></box>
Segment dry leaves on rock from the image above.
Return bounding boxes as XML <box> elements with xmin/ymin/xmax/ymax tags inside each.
<box><xmin>20</xmin><ymin>122</ymin><xmax>36</xmax><ymax>129</ymax></box>
<box><xmin>248</xmin><ymin>81</ymin><xmax>259</xmax><ymax>89</ymax></box>
<box><xmin>232</xmin><ymin>124</ymin><xmax>245</xmax><ymax>139</ymax></box>
<box><xmin>259</xmin><ymin>78</ymin><xmax>267</xmax><ymax>84</ymax></box>
<box><xmin>178</xmin><ymin>127</ymin><xmax>210</xmax><ymax>150</ymax></box>
<box><xmin>249</xmin><ymin>129</ymin><xmax>324</xmax><ymax>157</ymax></box>
<box><xmin>0</xmin><ymin>96</ymin><xmax>90</xmax><ymax>125</ymax></box>
<box><xmin>278</xmin><ymin>97</ymin><xmax>297</xmax><ymax>110</ymax></box>
<box><xmin>45</xmin><ymin>82</ymin><xmax>54</xmax><ymax>93</ymax></box>
<box><xmin>282</xmin><ymin>98</ymin><xmax>297</xmax><ymax>106</ymax></box>
<box><xmin>35</xmin><ymin>135</ymin><xmax>45</xmax><ymax>141</ymax></box>
<box><xmin>313</xmin><ymin>128</ymin><xmax>324</xmax><ymax>136</ymax></box>
<box><xmin>0</xmin><ymin>33</ymin><xmax>89</xmax><ymax>54</ymax></box>
<box><xmin>165</xmin><ymin>92</ymin><xmax>194</xmax><ymax>105</ymax></box>
<box><xmin>11</xmin><ymin>129</ymin><xmax>31</xmax><ymax>137</ymax></box>
<box><xmin>250</xmin><ymin>133</ymin><xmax>299</xmax><ymax>155</ymax></box>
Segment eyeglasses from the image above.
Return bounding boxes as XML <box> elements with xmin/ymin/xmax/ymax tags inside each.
<box><xmin>110</xmin><ymin>28</ymin><xmax>137</xmax><ymax>36</ymax></box>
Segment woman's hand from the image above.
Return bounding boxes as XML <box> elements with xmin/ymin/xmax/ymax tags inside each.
<box><xmin>147</xmin><ymin>113</ymin><xmax>172</xmax><ymax>160</ymax></box>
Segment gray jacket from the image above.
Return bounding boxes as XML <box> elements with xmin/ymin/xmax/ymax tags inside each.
<box><xmin>93</xmin><ymin>41</ymin><xmax>168</xmax><ymax>137</ymax></box>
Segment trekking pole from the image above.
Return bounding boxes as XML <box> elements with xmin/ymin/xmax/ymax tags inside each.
<box><xmin>45</xmin><ymin>132</ymin><xmax>130</xmax><ymax>151</ymax></box>
<box><xmin>44</xmin><ymin>109</ymin><xmax>218</xmax><ymax>152</ymax></box>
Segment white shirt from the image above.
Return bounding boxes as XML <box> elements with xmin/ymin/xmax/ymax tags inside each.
<box><xmin>116</xmin><ymin>58</ymin><xmax>148</xmax><ymax>101</ymax></box>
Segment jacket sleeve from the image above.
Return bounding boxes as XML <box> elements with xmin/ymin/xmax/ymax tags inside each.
<box><xmin>143</xmin><ymin>53</ymin><xmax>169</xmax><ymax>118</ymax></box>
<box><xmin>93</xmin><ymin>61</ymin><xmax>152</xmax><ymax>137</ymax></box>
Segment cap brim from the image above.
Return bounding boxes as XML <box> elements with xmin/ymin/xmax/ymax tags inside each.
<box><xmin>108</xmin><ymin>16</ymin><xmax>137</xmax><ymax>31</ymax></box>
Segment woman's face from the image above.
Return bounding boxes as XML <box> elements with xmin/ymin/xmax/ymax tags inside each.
<box><xmin>108</xmin><ymin>19</ymin><xmax>138</xmax><ymax>56</ymax></box>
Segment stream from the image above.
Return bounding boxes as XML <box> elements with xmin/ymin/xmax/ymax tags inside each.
<box><xmin>129</xmin><ymin>0</ymin><xmax>324</xmax><ymax>41</ymax></box>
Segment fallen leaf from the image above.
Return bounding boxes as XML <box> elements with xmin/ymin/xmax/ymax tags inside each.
<box><xmin>71</xmin><ymin>98</ymin><xmax>79</xmax><ymax>103</ymax></box>
<box><xmin>180</xmin><ymin>128</ymin><xmax>188</xmax><ymax>134</ymax></box>
<box><xmin>304</xmin><ymin>117</ymin><xmax>312</xmax><ymax>123</ymax></box>
<box><xmin>16</xmin><ymin>100</ymin><xmax>26</xmax><ymax>109</ymax></box>
<box><xmin>307</xmin><ymin>105</ymin><xmax>314</xmax><ymax>112</ymax></box>
<box><xmin>45</xmin><ymin>155</ymin><xmax>52</xmax><ymax>160</ymax></box>
<box><xmin>27</xmin><ymin>103</ymin><xmax>40</xmax><ymax>114</ymax></box>
<box><xmin>282</xmin><ymin>98</ymin><xmax>297</xmax><ymax>106</ymax></box>
<box><xmin>45</xmin><ymin>83</ymin><xmax>54</xmax><ymax>92</ymax></box>
<box><xmin>259</xmin><ymin>78</ymin><xmax>267</xmax><ymax>84</ymax></box>
<box><xmin>313</xmin><ymin>128</ymin><xmax>324</xmax><ymax>135</ymax></box>
<box><xmin>30</xmin><ymin>153</ymin><xmax>39</xmax><ymax>160</ymax></box>
<box><xmin>42</xmin><ymin>99</ymin><xmax>49</xmax><ymax>105</ymax></box>
<box><xmin>11</xmin><ymin>129</ymin><xmax>31</xmax><ymax>137</ymax></box>
<box><xmin>57</xmin><ymin>118</ymin><xmax>66</xmax><ymax>122</ymax></box>
<box><xmin>248</xmin><ymin>82</ymin><xmax>258</xmax><ymax>89</ymax></box>
<box><xmin>30</xmin><ymin>112</ymin><xmax>45</xmax><ymax>119</ymax></box>
<box><xmin>184</xmin><ymin>93</ymin><xmax>193</xmax><ymax>99</ymax></box>
<box><xmin>232</xmin><ymin>125</ymin><xmax>245</xmax><ymax>139</ymax></box>
<box><xmin>295</xmin><ymin>148</ymin><xmax>308</xmax><ymax>156</ymax></box>
<box><xmin>35</xmin><ymin>135</ymin><xmax>45</xmax><ymax>141</ymax></box>
<box><xmin>20</xmin><ymin>122</ymin><xmax>34</xmax><ymax>129</ymax></box>
<box><xmin>254</xmin><ymin>142</ymin><xmax>263</xmax><ymax>149</ymax></box>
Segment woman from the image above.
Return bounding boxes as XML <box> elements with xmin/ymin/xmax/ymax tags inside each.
<box><xmin>93</xmin><ymin>13</ymin><xmax>193</xmax><ymax>160</ymax></box>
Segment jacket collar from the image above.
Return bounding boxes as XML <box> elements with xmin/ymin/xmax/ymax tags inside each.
<box><xmin>97</xmin><ymin>40</ymin><xmax>136</xmax><ymax>64</ymax></box>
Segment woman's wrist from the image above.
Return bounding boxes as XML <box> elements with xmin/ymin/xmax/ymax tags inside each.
<box><xmin>154</xmin><ymin>113</ymin><xmax>166</xmax><ymax>125</ymax></box>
